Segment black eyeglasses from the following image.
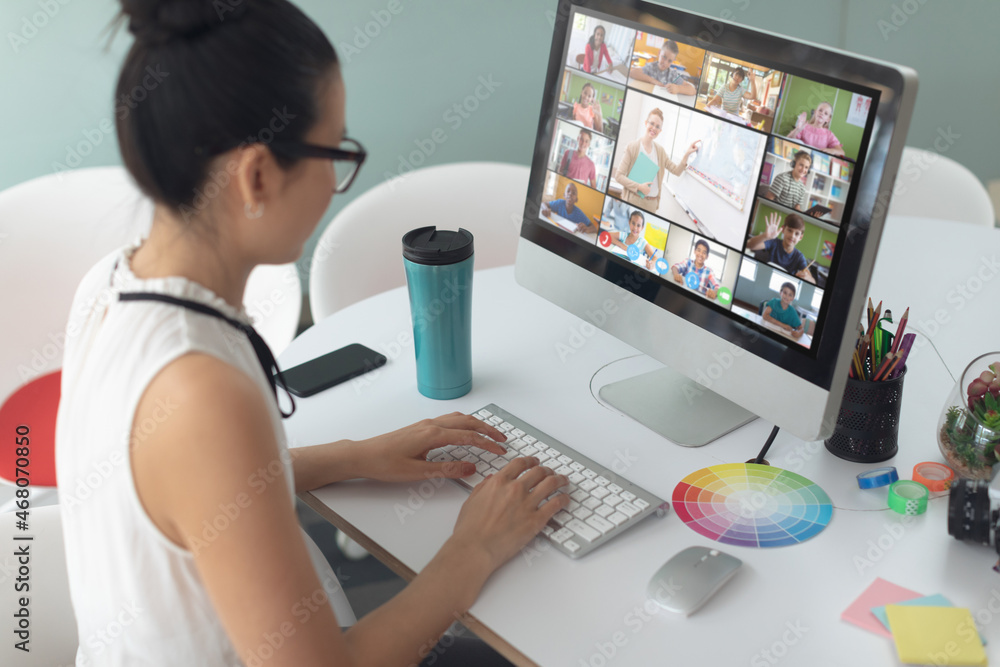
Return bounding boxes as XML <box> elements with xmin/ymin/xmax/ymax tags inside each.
<box><xmin>269</xmin><ymin>138</ymin><xmax>367</xmax><ymax>193</ymax></box>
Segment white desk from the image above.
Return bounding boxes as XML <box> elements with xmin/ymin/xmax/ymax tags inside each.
<box><xmin>282</xmin><ymin>216</ymin><xmax>1000</xmax><ymax>666</ymax></box>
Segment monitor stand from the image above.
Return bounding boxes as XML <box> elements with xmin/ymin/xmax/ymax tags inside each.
<box><xmin>597</xmin><ymin>363</ymin><xmax>757</xmax><ymax>447</ymax></box>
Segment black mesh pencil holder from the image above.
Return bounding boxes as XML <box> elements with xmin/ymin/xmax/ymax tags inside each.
<box><xmin>825</xmin><ymin>368</ymin><xmax>906</xmax><ymax>463</ymax></box>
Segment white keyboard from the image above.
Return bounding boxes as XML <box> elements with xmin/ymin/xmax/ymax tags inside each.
<box><xmin>428</xmin><ymin>404</ymin><xmax>669</xmax><ymax>558</ymax></box>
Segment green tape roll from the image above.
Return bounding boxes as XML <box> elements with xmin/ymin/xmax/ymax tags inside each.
<box><xmin>888</xmin><ymin>480</ymin><xmax>929</xmax><ymax>515</ymax></box>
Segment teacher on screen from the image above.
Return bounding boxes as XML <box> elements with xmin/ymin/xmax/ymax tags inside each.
<box><xmin>613</xmin><ymin>108</ymin><xmax>699</xmax><ymax>213</ymax></box>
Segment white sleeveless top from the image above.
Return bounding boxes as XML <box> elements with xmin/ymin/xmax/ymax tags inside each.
<box><xmin>55</xmin><ymin>244</ymin><xmax>353</xmax><ymax>667</ymax></box>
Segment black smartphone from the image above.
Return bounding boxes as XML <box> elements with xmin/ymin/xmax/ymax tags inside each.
<box><xmin>279</xmin><ymin>343</ymin><xmax>387</xmax><ymax>397</ymax></box>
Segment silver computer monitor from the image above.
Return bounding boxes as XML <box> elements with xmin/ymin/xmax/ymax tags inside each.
<box><xmin>515</xmin><ymin>0</ymin><xmax>917</xmax><ymax>444</ymax></box>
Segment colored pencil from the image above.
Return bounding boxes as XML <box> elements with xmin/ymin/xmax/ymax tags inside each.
<box><xmin>890</xmin><ymin>307</ymin><xmax>909</xmax><ymax>355</ymax></box>
<box><xmin>886</xmin><ymin>333</ymin><xmax>915</xmax><ymax>380</ymax></box>
<box><xmin>872</xmin><ymin>352</ymin><xmax>895</xmax><ymax>381</ymax></box>
<box><xmin>865</xmin><ymin>301</ymin><xmax>882</xmax><ymax>340</ymax></box>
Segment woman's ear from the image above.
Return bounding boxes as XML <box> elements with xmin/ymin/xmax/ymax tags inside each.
<box><xmin>233</xmin><ymin>143</ymin><xmax>273</xmax><ymax>212</ymax></box>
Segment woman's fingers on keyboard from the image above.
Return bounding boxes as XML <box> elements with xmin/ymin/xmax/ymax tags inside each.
<box><xmin>436</xmin><ymin>412</ymin><xmax>507</xmax><ymax>446</ymax></box>
<box><xmin>515</xmin><ymin>464</ymin><xmax>554</xmax><ymax>491</ymax></box>
<box><xmin>529</xmin><ymin>474</ymin><xmax>569</xmax><ymax>502</ymax></box>
<box><xmin>495</xmin><ymin>456</ymin><xmax>538</xmax><ymax>481</ymax></box>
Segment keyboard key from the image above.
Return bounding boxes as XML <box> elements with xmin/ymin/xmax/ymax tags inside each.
<box><xmin>488</xmin><ymin>416</ymin><xmax>503</xmax><ymax>425</ymax></box>
<box><xmin>552</xmin><ymin>510</ymin><xmax>573</xmax><ymax>526</ymax></box>
<box><xmin>465</xmin><ymin>472</ymin><xmax>486</xmax><ymax>486</ymax></box>
<box><xmin>621</xmin><ymin>491</ymin><xmax>636</xmax><ymax>502</ymax></box>
<box><xmin>473</xmin><ymin>414</ymin><xmax>485</xmax><ymax>421</ymax></box>
<box><xmin>582</xmin><ymin>469</ymin><xmax>598</xmax><ymax>479</ymax></box>
<box><xmin>634</xmin><ymin>498</ymin><xmax>650</xmax><ymax>510</ymax></box>
<box><xmin>499</xmin><ymin>421</ymin><xmax>514</xmax><ymax>432</ymax></box>
<box><xmin>479</xmin><ymin>451</ymin><xmax>498</xmax><ymax>463</ymax></box>
<box><xmin>452</xmin><ymin>447</ymin><xmax>469</xmax><ymax>458</ymax></box>
<box><xmin>586</xmin><ymin>515</ymin><xmax>614</xmax><ymax>535</ymax></box>
<box><xmin>542</xmin><ymin>458</ymin><xmax>560</xmax><ymax>470</ymax></box>
<box><xmin>545</xmin><ymin>447</ymin><xmax>561</xmax><ymax>458</ymax></box>
<box><xmin>511</xmin><ymin>428</ymin><xmax>525</xmax><ymax>438</ymax></box>
<box><xmin>520</xmin><ymin>445</ymin><xmax>538</xmax><ymax>457</ymax></box>
<box><xmin>521</xmin><ymin>435</ymin><xmax>537</xmax><ymax>445</ymax></box>
<box><xmin>477</xmin><ymin>409</ymin><xmax>492</xmax><ymax>418</ymax></box>
<box><xmin>618</xmin><ymin>501</ymin><xmax>640</xmax><ymax>518</ymax></box>
<box><xmin>558</xmin><ymin>455</ymin><xmax>572</xmax><ymax>465</ymax></box>
<box><xmin>475</xmin><ymin>461</ymin><xmax>491</xmax><ymax>474</ymax></box>
<box><xmin>563</xmin><ymin>540</ymin><xmax>580</xmax><ymax>554</ymax></box>
<box><xmin>572</xmin><ymin>507</ymin><xmax>593</xmax><ymax>521</ymax></box>
<box><xmin>591</xmin><ymin>486</ymin><xmax>611</xmax><ymax>500</ymax></box>
<box><xmin>579</xmin><ymin>479</ymin><xmax>597</xmax><ymax>492</ymax></box>
<box><xmin>582</xmin><ymin>497</ymin><xmax>601</xmax><ymax>510</ymax></box>
<box><xmin>604</xmin><ymin>494</ymin><xmax>623</xmax><ymax>507</ymax></box>
<box><xmin>502</xmin><ymin>449</ymin><xmax>518</xmax><ymax>460</ymax></box>
<box><xmin>534</xmin><ymin>450</ymin><xmax>551</xmax><ymax>462</ymax></box>
<box><xmin>555</xmin><ymin>465</ymin><xmax>573</xmax><ymax>476</ymax></box>
<box><xmin>566</xmin><ymin>499</ymin><xmax>581</xmax><ymax>512</ymax></box>
<box><xmin>507</xmin><ymin>439</ymin><xmax>526</xmax><ymax>451</ymax></box>
<box><xmin>552</xmin><ymin>528</ymin><xmax>574</xmax><ymax>544</ymax></box>
<box><xmin>608</xmin><ymin>511</ymin><xmax>628</xmax><ymax>526</ymax></box>
<box><xmin>534</xmin><ymin>441</ymin><xmax>548</xmax><ymax>451</ymax></box>
<box><xmin>570</xmin><ymin>462</ymin><xmax>586</xmax><ymax>472</ymax></box>
<box><xmin>491</xmin><ymin>458</ymin><xmax>509</xmax><ymax>471</ymax></box>
<box><xmin>608</xmin><ymin>483</ymin><xmax>623</xmax><ymax>494</ymax></box>
<box><xmin>570</xmin><ymin>489</ymin><xmax>589</xmax><ymax>503</ymax></box>
<box><xmin>541</xmin><ymin>525</ymin><xmax>554</xmax><ymax>537</ymax></box>
<box><xmin>568</xmin><ymin>472</ymin><xmax>585</xmax><ymax>485</ymax></box>
<box><xmin>595</xmin><ymin>476</ymin><xmax>610</xmax><ymax>486</ymax></box>
<box><xmin>461</xmin><ymin>454</ymin><xmax>478</xmax><ymax>465</ymax></box>
<box><xmin>594</xmin><ymin>504</ymin><xmax>614</xmax><ymax>518</ymax></box>
<box><xmin>566</xmin><ymin>519</ymin><xmax>601</xmax><ymax>543</ymax></box>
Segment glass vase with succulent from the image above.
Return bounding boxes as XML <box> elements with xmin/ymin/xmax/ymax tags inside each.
<box><xmin>938</xmin><ymin>355</ymin><xmax>1000</xmax><ymax>480</ymax></box>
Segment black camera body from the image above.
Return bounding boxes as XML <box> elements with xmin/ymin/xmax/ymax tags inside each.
<box><xmin>948</xmin><ymin>475</ymin><xmax>1000</xmax><ymax>553</ymax></box>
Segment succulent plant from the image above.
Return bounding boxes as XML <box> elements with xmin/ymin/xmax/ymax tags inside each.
<box><xmin>965</xmin><ymin>364</ymin><xmax>1000</xmax><ymax>434</ymax></box>
<box><xmin>939</xmin><ymin>358</ymin><xmax>1000</xmax><ymax>480</ymax></box>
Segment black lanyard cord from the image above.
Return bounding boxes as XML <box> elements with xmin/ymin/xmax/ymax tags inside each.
<box><xmin>118</xmin><ymin>292</ymin><xmax>296</xmax><ymax>418</ymax></box>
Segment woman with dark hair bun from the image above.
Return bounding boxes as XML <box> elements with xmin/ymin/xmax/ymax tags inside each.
<box><xmin>56</xmin><ymin>2</ymin><xmax>567</xmax><ymax>665</ymax></box>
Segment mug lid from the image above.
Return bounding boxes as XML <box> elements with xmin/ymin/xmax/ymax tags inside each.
<box><xmin>402</xmin><ymin>226</ymin><xmax>474</xmax><ymax>265</ymax></box>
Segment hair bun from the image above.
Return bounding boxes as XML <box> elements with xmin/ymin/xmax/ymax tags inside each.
<box><xmin>122</xmin><ymin>0</ymin><xmax>247</xmax><ymax>45</ymax></box>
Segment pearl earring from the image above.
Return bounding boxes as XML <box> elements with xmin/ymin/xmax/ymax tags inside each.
<box><xmin>244</xmin><ymin>202</ymin><xmax>264</xmax><ymax>219</ymax></box>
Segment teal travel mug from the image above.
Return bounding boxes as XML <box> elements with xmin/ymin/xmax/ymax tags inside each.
<box><xmin>402</xmin><ymin>227</ymin><xmax>474</xmax><ymax>399</ymax></box>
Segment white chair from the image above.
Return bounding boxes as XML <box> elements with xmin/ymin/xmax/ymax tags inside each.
<box><xmin>887</xmin><ymin>147</ymin><xmax>995</xmax><ymax>226</ymax></box>
<box><xmin>309</xmin><ymin>161</ymin><xmax>530</xmax><ymax>321</ymax></box>
<box><xmin>0</xmin><ymin>167</ymin><xmax>301</xmax><ymax>512</ymax></box>
<box><xmin>0</xmin><ymin>506</ymin><xmax>77</xmax><ymax>666</ymax></box>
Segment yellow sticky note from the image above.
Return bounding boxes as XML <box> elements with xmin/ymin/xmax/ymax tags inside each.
<box><xmin>886</xmin><ymin>605</ymin><xmax>987</xmax><ymax>666</ymax></box>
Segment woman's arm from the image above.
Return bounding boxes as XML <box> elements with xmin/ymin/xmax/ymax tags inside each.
<box><xmin>133</xmin><ymin>354</ymin><xmax>566</xmax><ymax>667</ymax></box>
<box><xmin>132</xmin><ymin>354</ymin><xmax>350</xmax><ymax>666</ymax></box>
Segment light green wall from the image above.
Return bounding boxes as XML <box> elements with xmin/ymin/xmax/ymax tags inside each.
<box><xmin>2</xmin><ymin>0</ymin><xmax>996</xmax><ymax>295</ymax></box>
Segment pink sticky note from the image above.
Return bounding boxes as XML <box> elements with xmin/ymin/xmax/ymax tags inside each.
<box><xmin>841</xmin><ymin>578</ymin><xmax>922</xmax><ymax>638</ymax></box>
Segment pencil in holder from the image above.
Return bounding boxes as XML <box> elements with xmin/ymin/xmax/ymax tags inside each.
<box><xmin>825</xmin><ymin>368</ymin><xmax>906</xmax><ymax>463</ymax></box>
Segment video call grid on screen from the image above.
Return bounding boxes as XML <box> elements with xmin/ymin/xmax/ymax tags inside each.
<box><xmin>533</xmin><ymin>4</ymin><xmax>881</xmax><ymax>356</ymax></box>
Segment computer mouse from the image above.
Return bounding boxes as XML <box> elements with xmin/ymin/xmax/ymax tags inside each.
<box><xmin>646</xmin><ymin>546</ymin><xmax>742</xmax><ymax>616</ymax></box>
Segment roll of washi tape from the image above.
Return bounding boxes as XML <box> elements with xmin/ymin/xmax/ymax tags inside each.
<box><xmin>857</xmin><ymin>467</ymin><xmax>899</xmax><ymax>489</ymax></box>
<box><xmin>888</xmin><ymin>480</ymin><xmax>929</xmax><ymax>516</ymax></box>
<box><xmin>912</xmin><ymin>462</ymin><xmax>955</xmax><ymax>492</ymax></box>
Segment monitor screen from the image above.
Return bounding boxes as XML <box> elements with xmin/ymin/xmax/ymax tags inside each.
<box><xmin>517</xmin><ymin>0</ymin><xmax>916</xmax><ymax>442</ymax></box>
